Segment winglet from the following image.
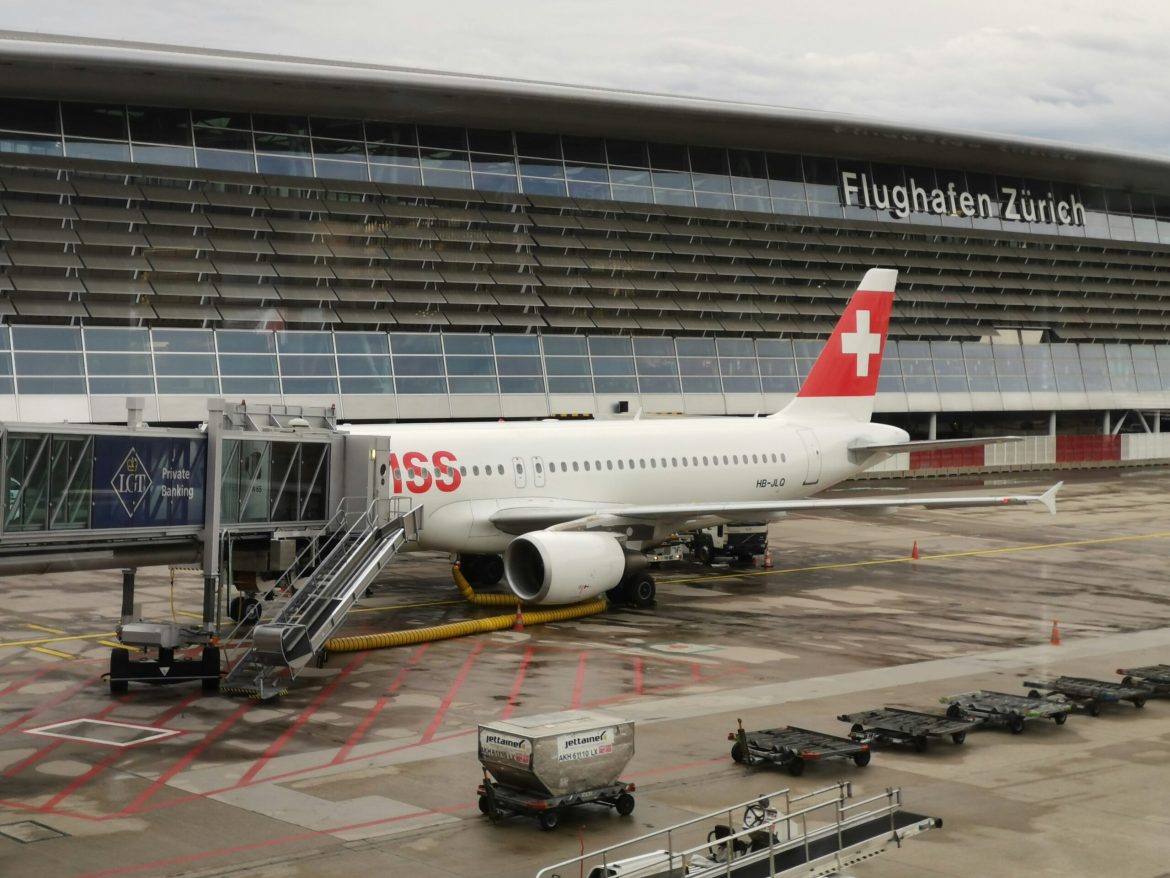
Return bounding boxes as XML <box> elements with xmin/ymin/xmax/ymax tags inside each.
<box><xmin>1039</xmin><ymin>481</ymin><xmax>1062</xmax><ymax>515</ymax></box>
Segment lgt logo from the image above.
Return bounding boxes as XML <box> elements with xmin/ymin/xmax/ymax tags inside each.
<box><xmin>388</xmin><ymin>450</ymin><xmax>461</xmax><ymax>494</ymax></box>
<box><xmin>112</xmin><ymin>448</ymin><xmax>152</xmax><ymax>517</ymax></box>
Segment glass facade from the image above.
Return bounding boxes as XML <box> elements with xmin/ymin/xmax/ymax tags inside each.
<box><xmin>4</xmin><ymin>327</ymin><xmax>1168</xmax><ymax>399</ymax></box>
<box><xmin>2</xmin><ymin>96</ymin><xmax>1168</xmax><ymax>242</ymax></box>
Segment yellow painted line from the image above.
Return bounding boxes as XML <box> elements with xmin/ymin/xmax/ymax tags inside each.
<box><xmin>24</xmin><ymin>623</ymin><xmax>65</xmax><ymax>634</ymax></box>
<box><xmin>30</xmin><ymin>646</ymin><xmax>75</xmax><ymax>659</ymax></box>
<box><xmin>98</xmin><ymin>640</ymin><xmax>125</xmax><ymax>649</ymax></box>
<box><xmin>663</xmin><ymin>530</ymin><xmax>1170</xmax><ymax>585</ymax></box>
<box><xmin>0</xmin><ymin>632</ymin><xmax>115</xmax><ymax>649</ymax></box>
<box><xmin>350</xmin><ymin>599</ymin><xmax>464</xmax><ymax>614</ymax></box>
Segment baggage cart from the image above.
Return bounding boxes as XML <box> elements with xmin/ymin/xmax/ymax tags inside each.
<box><xmin>477</xmin><ymin>710</ymin><xmax>636</xmax><ymax>830</ymax></box>
<box><xmin>1117</xmin><ymin>664</ymin><xmax>1170</xmax><ymax>696</ymax></box>
<box><xmin>838</xmin><ymin>706</ymin><xmax>979</xmax><ymax>751</ymax></box>
<box><xmin>1023</xmin><ymin>676</ymin><xmax>1152</xmax><ymax>715</ymax></box>
<box><xmin>941</xmin><ymin>690</ymin><xmax>1072</xmax><ymax>733</ymax></box>
<box><xmin>477</xmin><ymin>773</ymin><xmax>635</xmax><ymax>831</ymax></box>
<box><xmin>729</xmin><ymin>718</ymin><xmax>870</xmax><ymax>776</ymax></box>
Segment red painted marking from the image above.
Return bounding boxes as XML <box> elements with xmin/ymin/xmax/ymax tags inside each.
<box><xmin>238</xmin><ymin>653</ymin><xmax>365</xmax><ymax>786</ymax></box>
<box><xmin>500</xmin><ymin>646</ymin><xmax>534</xmax><ymax>721</ymax></box>
<box><xmin>419</xmin><ymin>641</ymin><xmax>484</xmax><ymax>744</ymax></box>
<box><xmin>0</xmin><ymin>672</ymin><xmax>102</xmax><ymax>736</ymax></box>
<box><xmin>334</xmin><ymin>644</ymin><xmax>430</xmax><ymax>765</ymax></box>
<box><xmin>122</xmin><ymin>701</ymin><xmax>254</xmax><ymax>815</ymax></box>
<box><xmin>632</xmin><ymin>657</ymin><xmax>644</xmax><ymax>695</ymax></box>
<box><xmin>0</xmin><ymin>663</ymin><xmax>57</xmax><ymax>699</ymax></box>
<box><xmin>570</xmin><ymin>651</ymin><xmax>590</xmax><ymax>709</ymax></box>
<box><xmin>41</xmin><ymin>694</ymin><xmax>200</xmax><ymax>810</ymax></box>
<box><xmin>5</xmin><ymin>700</ymin><xmax>121</xmax><ymax>781</ymax></box>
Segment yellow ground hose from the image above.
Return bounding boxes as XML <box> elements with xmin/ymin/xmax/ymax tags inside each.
<box><xmin>324</xmin><ymin>565</ymin><xmax>608</xmax><ymax>653</ymax></box>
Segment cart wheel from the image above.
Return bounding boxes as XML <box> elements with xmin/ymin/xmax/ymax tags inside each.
<box><xmin>109</xmin><ymin>648</ymin><xmax>130</xmax><ymax>695</ymax></box>
<box><xmin>1086</xmin><ymin>702</ymin><xmax>1101</xmax><ymax>717</ymax></box>
<box><xmin>1053</xmin><ymin>712</ymin><xmax>1067</xmax><ymax>725</ymax></box>
<box><xmin>615</xmin><ymin>793</ymin><xmax>635</xmax><ymax>817</ymax></box>
<box><xmin>730</xmin><ymin>742</ymin><xmax>744</xmax><ymax>763</ymax></box>
<box><xmin>695</xmin><ymin>542</ymin><xmax>714</xmax><ymax>566</ymax></box>
<box><xmin>946</xmin><ymin>703</ymin><xmax>963</xmax><ymax>720</ymax></box>
<box><xmin>1007</xmin><ymin>715</ymin><xmax>1025</xmax><ymax>735</ymax></box>
<box><xmin>1133</xmin><ymin>698</ymin><xmax>1146</xmax><ymax>709</ymax></box>
<box><xmin>786</xmin><ymin>756</ymin><xmax>805</xmax><ymax>777</ymax></box>
<box><xmin>538</xmin><ymin>809</ymin><xmax>560</xmax><ymax>831</ymax></box>
<box><xmin>849</xmin><ymin>723</ymin><xmax>864</xmax><ymax>736</ymax></box>
<box><xmin>1027</xmin><ymin>689</ymin><xmax>1041</xmax><ymax>700</ymax></box>
<box><xmin>951</xmin><ymin>731</ymin><xmax>967</xmax><ymax>745</ymax></box>
<box><xmin>853</xmin><ymin>750</ymin><xmax>872</xmax><ymax>767</ymax></box>
<box><xmin>912</xmin><ymin>736</ymin><xmax>928</xmax><ymax>753</ymax></box>
<box><xmin>478</xmin><ymin>795</ymin><xmax>490</xmax><ymax>815</ymax></box>
<box><xmin>1121</xmin><ymin>676</ymin><xmax>1134</xmax><ymax>687</ymax></box>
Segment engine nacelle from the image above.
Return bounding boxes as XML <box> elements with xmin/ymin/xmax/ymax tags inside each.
<box><xmin>504</xmin><ymin>531</ymin><xmax>628</xmax><ymax>604</ymax></box>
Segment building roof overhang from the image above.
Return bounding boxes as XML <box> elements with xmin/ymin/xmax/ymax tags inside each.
<box><xmin>2</xmin><ymin>30</ymin><xmax>1170</xmax><ymax>193</ymax></box>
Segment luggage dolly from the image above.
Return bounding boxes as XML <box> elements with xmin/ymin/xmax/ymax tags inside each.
<box><xmin>1117</xmin><ymin>665</ymin><xmax>1170</xmax><ymax>697</ymax></box>
<box><xmin>838</xmin><ymin>707</ymin><xmax>980</xmax><ymax>752</ymax></box>
<box><xmin>477</xmin><ymin>771</ymin><xmax>635</xmax><ymax>831</ymax></box>
<box><xmin>729</xmin><ymin>718</ymin><xmax>871</xmax><ymax>776</ymax></box>
<box><xmin>1022</xmin><ymin>676</ymin><xmax>1153</xmax><ymax>716</ymax></box>
<box><xmin>941</xmin><ymin>690</ymin><xmax>1072</xmax><ymax>734</ymax></box>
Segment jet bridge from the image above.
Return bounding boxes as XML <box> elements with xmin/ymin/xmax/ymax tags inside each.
<box><xmin>0</xmin><ymin>397</ymin><xmax>415</xmax><ymax>696</ymax></box>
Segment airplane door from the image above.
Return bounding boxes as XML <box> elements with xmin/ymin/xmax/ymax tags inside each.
<box><xmin>511</xmin><ymin>456</ymin><xmax>527</xmax><ymax>489</ymax></box>
<box><xmin>532</xmin><ymin>456</ymin><xmax>546</xmax><ymax>488</ymax></box>
<box><xmin>797</xmin><ymin>428</ymin><xmax>822</xmax><ymax>486</ymax></box>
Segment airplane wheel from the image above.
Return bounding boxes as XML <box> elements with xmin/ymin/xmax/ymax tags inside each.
<box><xmin>630</xmin><ymin>574</ymin><xmax>656</xmax><ymax>608</ymax></box>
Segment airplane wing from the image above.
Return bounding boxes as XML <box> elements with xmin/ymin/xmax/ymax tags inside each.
<box><xmin>489</xmin><ymin>482</ymin><xmax>1062</xmax><ymax>534</ymax></box>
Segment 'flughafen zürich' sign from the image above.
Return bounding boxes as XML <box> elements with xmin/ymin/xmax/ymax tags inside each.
<box><xmin>839</xmin><ymin>169</ymin><xmax>1086</xmax><ymax>226</ymax></box>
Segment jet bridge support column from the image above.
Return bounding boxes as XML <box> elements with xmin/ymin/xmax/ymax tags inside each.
<box><xmin>119</xmin><ymin>568</ymin><xmax>135</xmax><ymax>623</ymax></box>
<box><xmin>202</xmin><ymin>399</ymin><xmax>225</xmax><ymax>629</ymax></box>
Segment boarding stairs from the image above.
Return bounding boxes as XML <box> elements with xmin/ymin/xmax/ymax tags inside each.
<box><xmin>223</xmin><ymin>497</ymin><xmax>421</xmax><ymax>698</ymax></box>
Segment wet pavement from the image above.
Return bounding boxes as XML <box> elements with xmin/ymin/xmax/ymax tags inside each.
<box><xmin>2</xmin><ymin>470</ymin><xmax>1170</xmax><ymax>877</ymax></box>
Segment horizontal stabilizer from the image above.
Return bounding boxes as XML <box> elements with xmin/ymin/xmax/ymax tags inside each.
<box><xmin>850</xmin><ymin>435</ymin><xmax>1025</xmax><ymax>456</ymax></box>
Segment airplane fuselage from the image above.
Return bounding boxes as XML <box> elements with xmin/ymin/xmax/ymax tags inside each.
<box><xmin>347</xmin><ymin>416</ymin><xmax>908</xmax><ymax>554</ymax></box>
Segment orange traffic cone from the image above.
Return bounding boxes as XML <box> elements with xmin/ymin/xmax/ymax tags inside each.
<box><xmin>911</xmin><ymin>541</ymin><xmax>920</xmax><ymax>560</ymax></box>
<box><xmin>513</xmin><ymin>604</ymin><xmax>525</xmax><ymax>632</ymax></box>
<box><xmin>763</xmin><ymin>547</ymin><xmax>773</xmax><ymax>569</ymax></box>
<box><xmin>1050</xmin><ymin>620</ymin><xmax>1061</xmax><ymax>646</ymax></box>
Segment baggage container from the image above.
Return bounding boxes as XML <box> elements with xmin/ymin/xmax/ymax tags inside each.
<box><xmin>478</xmin><ymin>709</ymin><xmax>634</xmax><ymax>798</ymax></box>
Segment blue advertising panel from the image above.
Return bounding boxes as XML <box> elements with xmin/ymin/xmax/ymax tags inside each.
<box><xmin>92</xmin><ymin>436</ymin><xmax>206</xmax><ymax>529</ymax></box>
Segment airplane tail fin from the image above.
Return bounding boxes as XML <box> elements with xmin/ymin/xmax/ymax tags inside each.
<box><xmin>771</xmin><ymin>267</ymin><xmax>897</xmax><ymax>423</ymax></box>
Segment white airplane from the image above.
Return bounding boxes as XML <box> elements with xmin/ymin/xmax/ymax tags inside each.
<box><xmin>345</xmin><ymin>268</ymin><xmax>1059</xmax><ymax>608</ymax></box>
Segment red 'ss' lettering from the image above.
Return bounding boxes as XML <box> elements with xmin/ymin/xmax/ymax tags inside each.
<box><xmin>402</xmin><ymin>450</ymin><xmax>432</xmax><ymax>494</ymax></box>
<box><xmin>433</xmin><ymin>450</ymin><xmax>461</xmax><ymax>492</ymax></box>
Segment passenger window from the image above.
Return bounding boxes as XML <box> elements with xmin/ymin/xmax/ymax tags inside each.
<box><xmin>561</xmin><ymin>462</ymin><xmax>568</xmax><ymax>472</ymax></box>
<box><xmin>650</xmin><ymin>459</ymin><xmax>656</xmax><ymax>468</ymax></box>
<box><xmin>517</xmin><ymin>462</ymin><xmax>524</xmax><ymax>474</ymax></box>
<box><xmin>535</xmin><ymin>462</ymin><xmax>543</xmax><ymax>473</ymax></box>
<box><xmin>671</xmin><ymin>457</ymin><xmax>678</xmax><ymax>467</ymax></box>
<box><xmin>595</xmin><ymin>460</ymin><xmax>601</xmax><ymax>470</ymax></box>
<box><xmin>692</xmin><ymin>456</ymin><xmax>698</xmax><ymax>466</ymax></box>
<box><xmin>752</xmin><ymin>454</ymin><xmax>758</xmax><ymax>463</ymax></box>
<box><xmin>733</xmin><ymin>455</ymin><xmax>739</xmax><ymax>464</ymax></box>
<box><xmin>781</xmin><ymin>454</ymin><xmax>786</xmax><ymax>463</ymax></box>
<box><xmin>680</xmin><ymin>457</ymin><xmax>686</xmax><ymax>467</ymax></box>
<box><xmin>723</xmin><ymin>455</ymin><xmax>729</xmax><ymax>464</ymax></box>
<box><xmin>628</xmin><ymin>459</ymin><xmax>634</xmax><ymax>469</ymax></box>
<box><xmin>606</xmin><ymin>460</ymin><xmax>613</xmax><ymax>470</ymax></box>
<box><xmin>573</xmin><ymin>461</ymin><xmax>580</xmax><ymax>471</ymax></box>
<box><xmin>617</xmin><ymin>460</ymin><xmax>624</xmax><ymax>469</ymax></box>
<box><xmin>497</xmin><ymin>464</ymin><xmax>504</xmax><ymax>475</ymax></box>
<box><xmin>639</xmin><ymin>459</ymin><xmax>646</xmax><ymax>468</ymax></box>
<box><xmin>459</xmin><ymin>466</ymin><xmax>467</xmax><ymax>476</ymax></box>
<box><xmin>585</xmin><ymin>461</ymin><xmax>591</xmax><ymax>471</ymax></box>
<box><xmin>472</xmin><ymin>465</ymin><xmax>479</xmax><ymax>476</ymax></box>
<box><xmin>703</xmin><ymin>456</ymin><xmax>709</xmax><ymax>465</ymax></box>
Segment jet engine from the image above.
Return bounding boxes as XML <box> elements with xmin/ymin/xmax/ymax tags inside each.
<box><xmin>503</xmin><ymin>531</ymin><xmax>632</xmax><ymax>605</ymax></box>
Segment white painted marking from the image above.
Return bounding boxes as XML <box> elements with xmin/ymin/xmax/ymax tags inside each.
<box><xmin>25</xmin><ymin>718</ymin><xmax>182</xmax><ymax>747</ymax></box>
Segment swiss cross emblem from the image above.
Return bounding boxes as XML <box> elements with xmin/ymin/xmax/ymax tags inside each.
<box><xmin>111</xmin><ymin>448</ymin><xmax>152</xmax><ymax>518</ymax></box>
<box><xmin>840</xmin><ymin>309</ymin><xmax>881</xmax><ymax>377</ymax></box>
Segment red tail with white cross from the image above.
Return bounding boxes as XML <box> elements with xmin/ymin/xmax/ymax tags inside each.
<box><xmin>772</xmin><ymin>268</ymin><xmax>897</xmax><ymax>422</ymax></box>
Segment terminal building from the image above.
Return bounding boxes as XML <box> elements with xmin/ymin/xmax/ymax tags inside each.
<box><xmin>0</xmin><ymin>31</ymin><xmax>1168</xmax><ymax>465</ymax></box>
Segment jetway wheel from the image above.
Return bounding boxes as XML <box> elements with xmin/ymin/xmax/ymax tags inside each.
<box><xmin>109</xmin><ymin>648</ymin><xmax>130</xmax><ymax>695</ymax></box>
<box><xmin>201</xmin><ymin>646</ymin><xmax>220</xmax><ymax>694</ymax></box>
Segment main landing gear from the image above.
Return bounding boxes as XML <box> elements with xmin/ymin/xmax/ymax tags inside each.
<box><xmin>608</xmin><ymin>571</ymin><xmax>656</xmax><ymax>609</ymax></box>
<box><xmin>459</xmin><ymin>553</ymin><xmax>505</xmax><ymax>587</ymax></box>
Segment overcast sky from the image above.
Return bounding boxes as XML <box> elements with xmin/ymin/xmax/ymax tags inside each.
<box><xmin>4</xmin><ymin>0</ymin><xmax>1169</xmax><ymax>156</ymax></box>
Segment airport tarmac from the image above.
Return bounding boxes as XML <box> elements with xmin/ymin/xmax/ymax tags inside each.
<box><xmin>3</xmin><ymin>469</ymin><xmax>1170</xmax><ymax>878</ymax></box>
